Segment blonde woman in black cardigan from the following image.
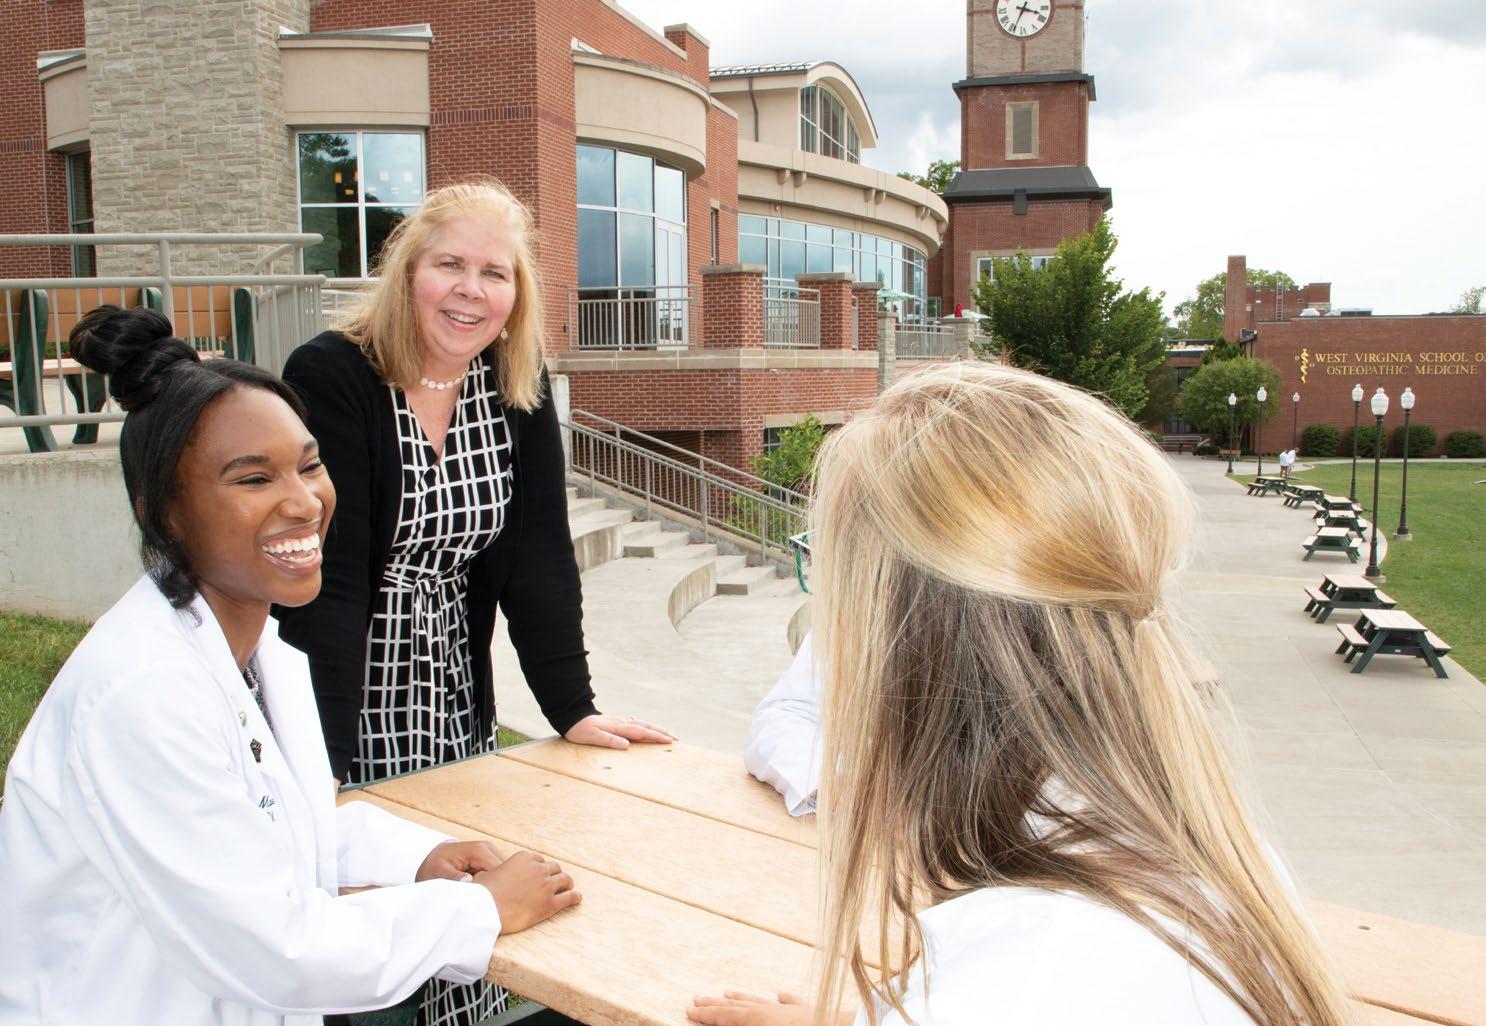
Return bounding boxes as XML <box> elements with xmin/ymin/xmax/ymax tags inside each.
<box><xmin>276</xmin><ymin>180</ymin><xmax>672</xmax><ymax>1025</ymax></box>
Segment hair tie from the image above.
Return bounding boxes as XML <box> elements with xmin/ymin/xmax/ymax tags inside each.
<box><xmin>1139</xmin><ymin>609</ymin><xmax>1165</xmax><ymax>627</ymax></box>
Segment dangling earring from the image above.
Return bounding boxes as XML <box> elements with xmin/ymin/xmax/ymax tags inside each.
<box><xmin>499</xmin><ymin>328</ymin><xmax>509</xmax><ymax>340</ymax></box>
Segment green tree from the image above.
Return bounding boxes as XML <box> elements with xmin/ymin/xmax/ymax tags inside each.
<box><xmin>1199</xmin><ymin>338</ymin><xmax>1246</xmax><ymax>365</ymax></box>
<box><xmin>1136</xmin><ymin>364</ymin><xmax>1179</xmax><ymax>427</ymax></box>
<box><xmin>1451</xmin><ymin>285</ymin><xmax>1484</xmax><ymax>314</ymax></box>
<box><xmin>1176</xmin><ymin>357</ymin><xmax>1284</xmax><ymax>446</ymax></box>
<box><xmin>896</xmin><ymin>159</ymin><xmax>960</xmax><ymax>194</ymax></box>
<box><xmin>973</xmin><ymin>219</ymin><xmax>1166</xmax><ymax>420</ymax></box>
<box><xmin>751</xmin><ymin>415</ymin><xmax>826</xmax><ymax>492</ymax></box>
<box><xmin>1170</xmin><ymin>267</ymin><xmax>1296</xmax><ymax>341</ymax></box>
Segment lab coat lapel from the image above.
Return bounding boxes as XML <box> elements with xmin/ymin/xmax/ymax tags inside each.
<box><xmin>255</xmin><ymin>621</ymin><xmax>339</xmax><ymax>891</ymax></box>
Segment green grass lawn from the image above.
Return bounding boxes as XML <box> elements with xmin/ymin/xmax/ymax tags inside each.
<box><xmin>1</xmin><ymin>612</ymin><xmax>90</xmax><ymax>773</ymax></box>
<box><xmin>2</xmin><ymin>610</ymin><xmax>530</xmax><ymax>778</ymax></box>
<box><xmin>1242</xmin><ymin>461</ymin><xmax>1484</xmax><ymax>678</ymax></box>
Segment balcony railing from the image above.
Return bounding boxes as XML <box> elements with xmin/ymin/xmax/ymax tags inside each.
<box><xmin>1</xmin><ymin>232</ymin><xmax>324</xmax><ymax>453</ymax></box>
<box><xmin>896</xmin><ymin>318</ymin><xmax>963</xmax><ymax>359</ymax></box>
<box><xmin>567</xmin><ymin>286</ymin><xmax>693</xmax><ymax>350</ymax></box>
<box><xmin>763</xmin><ymin>278</ymin><xmax>820</xmax><ymax>348</ymax></box>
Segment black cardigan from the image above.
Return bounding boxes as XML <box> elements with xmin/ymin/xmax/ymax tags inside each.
<box><xmin>273</xmin><ymin>332</ymin><xmax>598</xmax><ymax>778</ymax></box>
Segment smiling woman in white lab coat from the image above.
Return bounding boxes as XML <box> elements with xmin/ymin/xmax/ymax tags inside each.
<box><xmin>0</xmin><ymin>306</ymin><xmax>579</xmax><ymax>1025</ymax></box>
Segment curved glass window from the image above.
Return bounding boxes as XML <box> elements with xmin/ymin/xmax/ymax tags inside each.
<box><xmin>739</xmin><ymin>214</ymin><xmax>927</xmax><ymax>318</ymax></box>
<box><xmin>799</xmin><ymin>85</ymin><xmax>861</xmax><ymax>163</ymax></box>
<box><xmin>298</xmin><ymin>130</ymin><xmax>425</xmax><ymax>279</ymax></box>
<box><xmin>576</xmin><ymin>144</ymin><xmax>689</xmax><ymax>347</ymax></box>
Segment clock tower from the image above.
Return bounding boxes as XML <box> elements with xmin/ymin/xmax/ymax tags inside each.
<box><xmin>931</xmin><ymin>1</ymin><xmax>1112</xmax><ymax>315</ymax></box>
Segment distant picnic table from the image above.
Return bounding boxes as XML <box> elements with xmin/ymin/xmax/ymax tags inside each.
<box><xmin>1247</xmin><ymin>475</ymin><xmax>1287</xmax><ymax>496</ymax></box>
<box><xmin>339</xmin><ymin>739</ymin><xmax>1485</xmax><ymax>1026</ymax></box>
<box><xmin>1304</xmin><ymin>573</ymin><xmax>1396</xmax><ymax>623</ymax></box>
<box><xmin>1304</xmin><ymin>526</ymin><xmax>1364</xmax><ymax>562</ymax></box>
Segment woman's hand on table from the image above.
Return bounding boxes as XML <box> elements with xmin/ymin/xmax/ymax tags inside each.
<box><xmin>686</xmin><ymin>991</ymin><xmax>830</xmax><ymax>1026</ymax></box>
<box><xmin>474</xmin><ymin>850</ymin><xmax>581</xmax><ymax>933</ymax></box>
<box><xmin>416</xmin><ymin>839</ymin><xmax>504</xmax><ymax>882</ymax></box>
<box><xmin>564</xmin><ymin>713</ymin><xmax>675</xmax><ymax>749</ymax></box>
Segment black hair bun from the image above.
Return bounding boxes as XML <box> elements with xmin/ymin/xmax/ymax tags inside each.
<box><xmin>70</xmin><ymin>305</ymin><xmax>200</xmax><ymax>411</ymax></box>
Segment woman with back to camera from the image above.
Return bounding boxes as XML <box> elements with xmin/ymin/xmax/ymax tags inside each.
<box><xmin>275</xmin><ymin>178</ymin><xmax>671</xmax><ymax>1022</ymax></box>
<box><xmin>0</xmin><ymin>306</ymin><xmax>580</xmax><ymax>1026</ymax></box>
<box><xmin>689</xmin><ymin>363</ymin><xmax>1353</xmax><ymax>1026</ymax></box>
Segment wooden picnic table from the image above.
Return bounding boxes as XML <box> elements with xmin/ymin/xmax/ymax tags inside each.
<box><xmin>1304</xmin><ymin>526</ymin><xmax>1363</xmax><ymax>562</ymax></box>
<box><xmin>1284</xmin><ymin>484</ymin><xmax>1325</xmax><ymax>508</ymax></box>
<box><xmin>1247</xmin><ymin>476</ymin><xmax>1287</xmax><ymax>496</ymax></box>
<box><xmin>1305</xmin><ymin>574</ymin><xmax>1396</xmax><ymax>623</ymax></box>
<box><xmin>340</xmin><ymin>740</ymin><xmax>1485</xmax><ymax>1026</ymax></box>
<box><xmin>1337</xmin><ymin>609</ymin><xmax>1454</xmax><ymax>678</ymax></box>
<box><xmin>1318</xmin><ymin>494</ymin><xmax>1364</xmax><ymax>513</ymax></box>
<box><xmin>1314</xmin><ymin>508</ymin><xmax>1370</xmax><ymax>538</ymax></box>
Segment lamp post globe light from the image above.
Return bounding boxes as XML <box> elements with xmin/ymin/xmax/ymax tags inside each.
<box><xmin>1365</xmin><ymin>387</ymin><xmax>1389</xmax><ymax>580</ymax></box>
<box><xmin>1256</xmin><ymin>386</ymin><xmax>1268</xmax><ymax>478</ymax></box>
<box><xmin>1292</xmin><ymin>391</ymin><xmax>1301</xmax><ymax>450</ymax></box>
<box><xmin>1349</xmin><ymin>382</ymin><xmax>1364</xmax><ymax>501</ymax></box>
<box><xmin>1395</xmin><ymin>386</ymin><xmax>1415</xmax><ymax>541</ymax></box>
<box><xmin>1226</xmin><ymin>392</ymin><xmax>1238</xmax><ymax>474</ymax></box>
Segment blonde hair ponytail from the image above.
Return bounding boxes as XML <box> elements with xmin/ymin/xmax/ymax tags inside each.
<box><xmin>809</xmin><ymin>362</ymin><xmax>1352</xmax><ymax>1026</ymax></box>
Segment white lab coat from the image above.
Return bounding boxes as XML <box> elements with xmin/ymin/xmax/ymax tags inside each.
<box><xmin>858</xmin><ymin>887</ymin><xmax>1257</xmax><ymax>1025</ymax></box>
<box><xmin>0</xmin><ymin>577</ymin><xmax>501</xmax><ymax>1026</ymax></box>
<box><xmin>743</xmin><ymin>633</ymin><xmax>822</xmax><ymax>816</ymax></box>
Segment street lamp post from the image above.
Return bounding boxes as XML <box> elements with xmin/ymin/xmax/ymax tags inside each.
<box><xmin>1291</xmin><ymin>391</ymin><xmax>1300</xmax><ymax>450</ymax></box>
<box><xmin>1364</xmin><ymin>387</ymin><xmax>1389</xmax><ymax>580</ymax></box>
<box><xmin>1226</xmin><ymin>392</ymin><xmax>1237</xmax><ymax>474</ymax></box>
<box><xmin>1395</xmin><ymin>387</ymin><xmax>1415</xmax><ymax>541</ymax></box>
<box><xmin>1348</xmin><ymin>382</ymin><xmax>1364</xmax><ymax>501</ymax></box>
<box><xmin>1255</xmin><ymin>386</ymin><xmax>1268</xmax><ymax>478</ymax></box>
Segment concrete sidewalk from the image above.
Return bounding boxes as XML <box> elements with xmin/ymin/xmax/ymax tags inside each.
<box><xmin>1173</xmin><ymin>455</ymin><xmax>1486</xmax><ymax>934</ymax></box>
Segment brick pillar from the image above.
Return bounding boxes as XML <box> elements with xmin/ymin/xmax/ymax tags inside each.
<box><xmin>852</xmin><ymin>282</ymin><xmax>881</xmax><ymax>351</ymax></box>
<box><xmin>797</xmin><ymin>271</ymin><xmax>853</xmax><ymax>349</ymax></box>
<box><xmin>877</xmin><ymin>312</ymin><xmax>897</xmax><ymax>389</ymax></box>
<box><xmin>1223</xmin><ymin>255</ymin><xmax>1247</xmax><ymax>344</ymax></box>
<box><xmin>699</xmin><ymin>264</ymin><xmax>765</xmax><ymax>348</ymax></box>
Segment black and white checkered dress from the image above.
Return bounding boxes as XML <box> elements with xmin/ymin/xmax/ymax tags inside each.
<box><xmin>352</xmin><ymin>352</ymin><xmax>511</xmax><ymax>1025</ymax></box>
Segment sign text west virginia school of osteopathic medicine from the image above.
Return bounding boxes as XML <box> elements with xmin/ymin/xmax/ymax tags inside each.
<box><xmin>1296</xmin><ymin>349</ymin><xmax>1484</xmax><ymax>383</ymax></box>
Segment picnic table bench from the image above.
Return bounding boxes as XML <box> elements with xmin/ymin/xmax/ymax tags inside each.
<box><xmin>1313</xmin><ymin>508</ymin><xmax>1370</xmax><ymax>539</ymax></box>
<box><xmin>1316</xmin><ymin>493</ymin><xmax>1364</xmax><ymax>514</ymax></box>
<box><xmin>1304</xmin><ymin>574</ymin><xmax>1396</xmax><ymax>623</ymax></box>
<box><xmin>338</xmin><ymin>739</ymin><xmax>1485</xmax><ymax>1026</ymax></box>
<box><xmin>1247</xmin><ymin>475</ymin><xmax>1287</xmax><ymax>496</ymax></box>
<box><xmin>1304</xmin><ymin>526</ymin><xmax>1364</xmax><ymax>562</ymax></box>
<box><xmin>1336</xmin><ymin>609</ymin><xmax>1454</xmax><ymax>678</ymax></box>
<box><xmin>1284</xmin><ymin>484</ymin><xmax>1325</xmax><ymax>508</ymax></box>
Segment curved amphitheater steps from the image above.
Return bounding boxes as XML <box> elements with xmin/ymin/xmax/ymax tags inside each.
<box><xmin>492</xmin><ymin>487</ymin><xmax>805</xmax><ymax>751</ymax></box>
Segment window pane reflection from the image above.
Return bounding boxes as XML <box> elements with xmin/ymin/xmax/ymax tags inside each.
<box><xmin>618</xmin><ymin>152</ymin><xmax>653</xmax><ymax>212</ymax></box>
<box><xmin>365</xmin><ymin>206</ymin><xmax>414</xmax><ymax>274</ymax></box>
<box><xmin>619</xmin><ymin>213</ymin><xmax>654</xmax><ymax>286</ymax></box>
<box><xmin>298</xmin><ymin>133</ymin><xmax>357</xmax><ymax>204</ymax></box>
<box><xmin>301</xmin><ymin>207</ymin><xmax>361</xmax><ymax>278</ymax></box>
<box><xmin>578</xmin><ymin>208</ymin><xmax>616</xmax><ymax>287</ymax></box>
<box><xmin>362</xmin><ymin>135</ymin><xmax>425</xmax><ymax>204</ymax></box>
<box><xmin>655</xmin><ymin>165</ymin><xmax>685</xmax><ymax>223</ymax></box>
<box><xmin>578</xmin><ymin>145</ymin><xmax>616</xmax><ymax>206</ymax></box>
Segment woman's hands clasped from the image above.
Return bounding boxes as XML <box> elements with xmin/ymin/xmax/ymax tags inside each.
<box><xmin>564</xmin><ymin>713</ymin><xmax>675</xmax><ymax>749</ymax></box>
<box><xmin>417</xmin><ymin>840</ymin><xmax>581</xmax><ymax>934</ymax></box>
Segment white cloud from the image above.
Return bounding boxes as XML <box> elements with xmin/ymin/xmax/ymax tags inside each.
<box><xmin>617</xmin><ymin>0</ymin><xmax>1486</xmax><ymax>314</ymax></box>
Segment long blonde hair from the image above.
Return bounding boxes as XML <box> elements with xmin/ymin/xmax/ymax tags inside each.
<box><xmin>336</xmin><ymin>177</ymin><xmax>545</xmax><ymax>410</ymax></box>
<box><xmin>810</xmin><ymin>362</ymin><xmax>1351</xmax><ymax>1026</ymax></box>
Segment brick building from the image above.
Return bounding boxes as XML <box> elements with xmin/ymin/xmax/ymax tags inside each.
<box><xmin>1</xmin><ymin>0</ymin><xmax>947</xmax><ymax>472</ymax></box>
<box><xmin>928</xmin><ymin>0</ymin><xmax>1112</xmax><ymax>314</ymax></box>
<box><xmin>1187</xmin><ymin>255</ymin><xmax>1486</xmax><ymax>453</ymax></box>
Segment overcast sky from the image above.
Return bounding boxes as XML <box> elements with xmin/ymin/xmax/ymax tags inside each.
<box><xmin>619</xmin><ymin>0</ymin><xmax>1486</xmax><ymax>316</ymax></box>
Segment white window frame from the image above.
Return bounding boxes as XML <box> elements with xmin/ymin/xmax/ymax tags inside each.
<box><xmin>295</xmin><ymin>129</ymin><xmax>426</xmax><ymax>280</ymax></box>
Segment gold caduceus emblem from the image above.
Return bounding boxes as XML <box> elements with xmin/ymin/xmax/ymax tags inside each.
<box><xmin>1296</xmin><ymin>348</ymin><xmax>1310</xmax><ymax>385</ymax></box>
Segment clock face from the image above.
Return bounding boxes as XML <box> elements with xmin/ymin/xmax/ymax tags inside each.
<box><xmin>995</xmin><ymin>0</ymin><xmax>1051</xmax><ymax>38</ymax></box>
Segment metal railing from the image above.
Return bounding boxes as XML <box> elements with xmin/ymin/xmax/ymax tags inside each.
<box><xmin>896</xmin><ymin>318</ymin><xmax>962</xmax><ymax>359</ymax></box>
<box><xmin>567</xmin><ymin>286</ymin><xmax>693</xmax><ymax>350</ymax></box>
<box><xmin>1</xmin><ymin>232</ymin><xmax>325</xmax><ymax>452</ymax></box>
<box><xmin>763</xmin><ymin>278</ymin><xmax>821</xmax><ymax>348</ymax></box>
<box><xmin>565</xmin><ymin>408</ymin><xmax>808</xmax><ymax>567</ymax></box>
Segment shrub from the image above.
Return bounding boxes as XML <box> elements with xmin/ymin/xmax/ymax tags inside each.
<box><xmin>1301</xmin><ymin>423</ymin><xmax>1340</xmax><ymax>457</ymax></box>
<box><xmin>1443</xmin><ymin>430</ymin><xmax>1485</xmax><ymax>458</ymax></box>
<box><xmin>1339</xmin><ymin>424</ymin><xmax>1382</xmax><ymax>459</ymax></box>
<box><xmin>1389</xmin><ymin>423</ymin><xmax>1436</xmax><ymax>458</ymax></box>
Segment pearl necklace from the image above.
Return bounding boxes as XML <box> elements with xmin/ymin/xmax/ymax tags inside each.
<box><xmin>418</xmin><ymin>370</ymin><xmax>468</xmax><ymax>391</ymax></box>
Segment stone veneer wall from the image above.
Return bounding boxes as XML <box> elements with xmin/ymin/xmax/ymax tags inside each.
<box><xmin>84</xmin><ymin>0</ymin><xmax>309</xmax><ymax>275</ymax></box>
